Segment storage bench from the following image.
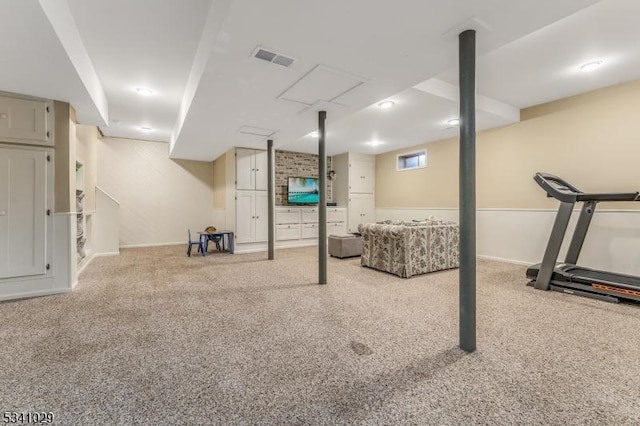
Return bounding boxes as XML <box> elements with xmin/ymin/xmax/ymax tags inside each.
<box><xmin>328</xmin><ymin>233</ymin><xmax>362</xmax><ymax>258</ymax></box>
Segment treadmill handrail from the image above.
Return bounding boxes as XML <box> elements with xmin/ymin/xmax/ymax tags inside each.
<box><xmin>535</xmin><ymin>172</ymin><xmax>640</xmax><ymax>203</ymax></box>
<box><xmin>576</xmin><ymin>192</ymin><xmax>640</xmax><ymax>202</ymax></box>
<box><xmin>534</xmin><ymin>172</ymin><xmax>582</xmax><ymax>203</ymax></box>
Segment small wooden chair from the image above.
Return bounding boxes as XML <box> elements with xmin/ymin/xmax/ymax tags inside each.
<box><xmin>187</xmin><ymin>229</ymin><xmax>203</xmax><ymax>257</ymax></box>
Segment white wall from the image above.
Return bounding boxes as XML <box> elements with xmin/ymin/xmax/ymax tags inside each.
<box><xmin>93</xmin><ymin>187</ymin><xmax>120</xmax><ymax>255</ymax></box>
<box><xmin>377</xmin><ymin>208</ymin><xmax>640</xmax><ymax>276</ymax></box>
<box><xmin>97</xmin><ymin>137</ymin><xmax>214</xmax><ymax>247</ymax></box>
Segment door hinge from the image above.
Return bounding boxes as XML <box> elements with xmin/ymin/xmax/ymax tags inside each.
<box><xmin>46</xmin><ymin>263</ymin><xmax>50</xmax><ymax>270</ymax></box>
<box><xmin>46</xmin><ymin>209</ymin><xmax>51</xmax><ymax>216</ymax></box>
<box><xmin>46</xmin><ymin>155</ymin><xmax>51</xmax><ymax>162</ymax></box>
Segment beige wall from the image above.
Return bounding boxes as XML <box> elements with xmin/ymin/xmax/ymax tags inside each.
<box><xmin>75</xmin><ymin>124</ymin><xmax>98</xmax><ymax>212</ymax></box>
<box><xmin>54</xmin><ymin>101</ymin><xmax>72</xmax><ymax>213</ymax></box>
<box><xmin>213</xmin><ymin>152</ymin><xmax>226</xmax><ymax>209</ymax></box>
<box><xmin>97</xmin><ymin>137</ymin><xmax>214</xmax><ymax>246</ymax></box>
<box><xmin>376</xmin><ymin>79</ymin><xmax>640</xmax><ymax>211</ymax></box>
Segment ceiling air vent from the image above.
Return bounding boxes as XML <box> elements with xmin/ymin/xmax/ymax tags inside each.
<box><xmin>238</xmin><ymin>125</ymin><xmax>277</xmax><ymax>137</ymax></box>
<box><xmin>252</xmin><ymin>46</ymin><xmax>295</xmax><ymax>68</ymax></box>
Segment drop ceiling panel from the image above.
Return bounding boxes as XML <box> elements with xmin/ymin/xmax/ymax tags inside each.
<box><xmin>278</xmin><ymin>65</ymin><xmax>365</xmax><ymax>106</ymax></box>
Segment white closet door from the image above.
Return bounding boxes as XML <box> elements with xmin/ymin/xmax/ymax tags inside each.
<box><xmin>235</xmin><ymin>191</ymin><xmax>255</xmax><ymax>244</ymax></box>
<box><xmin>254</xmin><ymin>150</ymin><xmax>268</xmax><ymax>191</ymax></box>
<box><xmin>235</xmin><ymin>148</ymin><xmax>255</xmax><ymax>190</ymax></box>
<box><xmin>254</xmin><ymin>191</ymin><xmax>269</xmax><ymax>242</ymax></box>
<box><xmin>348</xmin><ymin>193</ymin><xmax>374</xmax><ymax>233</ymax></box>
<box><xmin>349</xmin><ymin>161</ymin><xmax>374</xmax><ymax>193</ymax></box>
<box><xmin>0</xmin><ymin>147</ymin><xmax>47</xmax><ymax>278</ymax></box>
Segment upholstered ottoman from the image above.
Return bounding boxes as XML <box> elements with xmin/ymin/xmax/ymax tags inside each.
<box><xmin>328</xmin><ymin>234</ymin><xmax>362</xmax><ymax>258</ymax></box>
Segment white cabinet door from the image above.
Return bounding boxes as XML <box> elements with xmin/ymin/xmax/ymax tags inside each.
<box><xmin>301</xmin><ymin>223</ymin><xmax>318</xmax><ymax>239</ymax></box>
<box><xmin>326</xmin><ymin>208</ymin><xmax>346</xmax><ymax>223</ymax></box>
<box><xmin>235</xmin><ymin>191</ymin><xmax>255</xmax><ymax>244</ymax></box>
<box><xmin>254</xmin><ymin>191</ymin><xmax>269</xmax><ymax>242</ymax></box>
<box><xmin>349</xmin><ymin>161</ymin><xmax>374</xmax><ymax>193</ymax></box>
<box><xmin>276</xmin><ymin>208</ymin><xmax>300</xmax><ymax>224</ymax></box>
<box><xmin>0</xmin><ymin>147</ymin><xmax>47</xmax><ymax>278</ymax></box>
<box><xmin>254</xmin><ymin>150</ymin><xmax>268</xmax><ymax>191</ymax></box>
<box><xmin>327</xmin><ymin>221</ymin><xmax>347</xmax><ymax>235</ymax></box>
<box><xmin>0</xmin><ymin>97</ymin><xmax>50</xmax><ymax>145</ymax></box>
<box><xmin>348</xmin><ymin>193</ymin><xmax>374</xmax><ymax>233</ymax></box>
<box><xmin>276</xmin><ymin>224</ymin><xmax>301</xmax><ymax>241</ymax></box>
<box><xmin>236</xmin><ymin>148</ymin><xmax>255</xmax><ymax>190</ymax></box>
<box><xmin>301</xmin><ymin>207</ymin><xmax>318</xmax><ymax>224</ymax></box>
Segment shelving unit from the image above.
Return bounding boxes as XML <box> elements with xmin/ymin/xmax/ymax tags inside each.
<box><xmin>75</xmin><ymin>161</ymin><xmax>86</xmax><ymax>265</ymax></box>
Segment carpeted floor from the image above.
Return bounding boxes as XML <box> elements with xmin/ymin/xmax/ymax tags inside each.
<box><xmin>1</xmin><ymin>245</ymin><xmax>639</xmax><ymax>425</ymax></box>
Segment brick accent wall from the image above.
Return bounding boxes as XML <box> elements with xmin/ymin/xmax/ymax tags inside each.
<box><xmin>275</xmin><ymin>150</ymin><xmax>332</xmax><ymax>206</ymax></box>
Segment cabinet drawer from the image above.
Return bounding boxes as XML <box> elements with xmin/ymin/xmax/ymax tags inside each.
<box><xmin>327</xmin><ymin>209</ymin><xmax>346</xmax><ymax>223</ymax></box>
<box><xmin>276</xmin><ymin>208</ymin><xmax>300</xmax><ymax>224</ymax></box>
<box><xmin>301</xmin><ymin>223</ymin><xmax>318</xmax><ymax>239</ymax></box>
<box><xmin>301</xmin><ymin>207</ymin><xmax>318</xmax><ymax>224</ymax></box>
<box><xmin>276</xmin><ymin>224</ymin><xmax>301</xmax><ymax>241</ymax></box>
<box><xmin>327</xmin><ymin>222</ymin><xmax>347</xmax><ymax>235</ymax></box>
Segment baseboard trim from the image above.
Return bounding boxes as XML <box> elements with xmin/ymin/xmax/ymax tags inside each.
<box><xmin>120</xmin><ymin>242</ymin><xmax>183</xmax><ymax>249</ymax></box>
<box><xmin>376</xmin><ymin>207</ymin><xmax>640</xmax><ymax>213</ymax></box>
<box><xmin>477</xmin><ymin>254</ymin><xmax>530</xmax><ymax>266</ymax></box>
<box><xmin>235</xmin><ymin>240</ymin><xmax>318</xmax><ymax>254</ymax></box>
<box><xmin>76</xmin><ymin>254</ymin><xmax>95</xmax><ymax>277</ymax></box>
<box><xmin>0</xmin><ymin>287</ymin><xmax>71</xmax><ymax>302</ymax></box>
<box><xmin>93</xmin><ymin>252</ymin><xmax>120</xmax><ymax>257</ymax></box>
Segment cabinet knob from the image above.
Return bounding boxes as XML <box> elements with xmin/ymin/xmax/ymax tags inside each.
<box><xmin>0</xmin><ymin>210</ymin><xmax>6</xmax><ymax>216</ymax></box>
<box><xmin>0</xmin><ymin>113</ymin><xmax>7</xmax><ymax>119</ymax></box>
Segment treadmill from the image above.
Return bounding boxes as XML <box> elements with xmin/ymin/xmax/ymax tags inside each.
<box><xmin>526</xmin><ymin>172</ymin><xmax>640</xmax><ymax>303</ymax></box>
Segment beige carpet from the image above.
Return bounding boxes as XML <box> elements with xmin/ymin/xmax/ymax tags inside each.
<box><xmin>1</xmin><ymin>245</ymin><xmax>639</xmax><ymax>425</ymax></box>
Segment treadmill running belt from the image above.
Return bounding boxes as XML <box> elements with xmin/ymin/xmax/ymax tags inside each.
<box><xmin>567</xmin><ymin>267</ymin><xmax>640</xmax><ymax>288</ymax></box>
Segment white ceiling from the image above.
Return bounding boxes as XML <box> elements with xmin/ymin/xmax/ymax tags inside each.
<box><xmin>3</xmin><ymin>0</ymin><xmax>640</xmax><ymax>160</ymax></box>
<box><xmin>436</xmin><ymin>0</ymin><xmax>640</xmax><ymax>109</ymax></box>
<box><xmin>67</xmin><ymin>0</ymin><xmax>212</xmax><ymax>142</ymax></box>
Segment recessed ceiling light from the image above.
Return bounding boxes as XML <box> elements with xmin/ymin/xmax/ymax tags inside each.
<box><xmin>378</xmin><ymin>100</ymin><xmax>395</xmax><ymax>109</ymax></box>
<box><xmin>140</xmin><ymin>126</ymin><xmax>153</xmax><ymax>132</ymax></box>
<box><xmin>368</xmin><ymin>140</ymin><xmax>384</xmax><ymax>146</ymax></box>
<box><xmin>447</xmin><ymin>118</ymin><xmax>460</xmax><ymax>126</ymax></box>
<box><xmin>579</xmin><ymin>60</ymin><xmax>603</xmax><ymax>72</ymax></box>
<box><xmin>309</xmin><ymin>131</ymin><xmax>319</xmax><ymax>137</ymax></box>
<box><xmin>136</xmin><ymin>87</ymin><xmax>153</xmax><ymax>96</ymax></box>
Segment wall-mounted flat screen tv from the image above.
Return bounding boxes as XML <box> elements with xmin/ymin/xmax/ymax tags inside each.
<box><xmin>287</xmin><ymin>176</ymin><xmax>319</xmax><ymax>205</ymax></box>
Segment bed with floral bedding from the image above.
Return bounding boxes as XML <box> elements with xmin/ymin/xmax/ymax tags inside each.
<box><xmin>358</xmin><ymin>219</ymin><xmax>460</xmax><ymax>278</ymax></box>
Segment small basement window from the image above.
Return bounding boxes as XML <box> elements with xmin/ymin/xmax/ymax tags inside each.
<box><xmin>397</xmin><ymin>149</ymin><xmax>426</xmax><ymax>171</ymax></box>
